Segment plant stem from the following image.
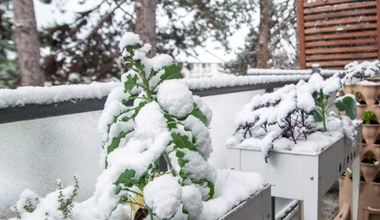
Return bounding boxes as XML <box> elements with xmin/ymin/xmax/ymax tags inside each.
<box><xmin>139</xmin><ymin>70</ymin><xmax>153</xmax><ymax>102</ymax></box>
<box><xmin>122</xmin><ymin>188</ymin><xmax>144</xmax><ymax>198</ymax></box>
<box><xmin>163</xmin><ymin>151</ymin><xmax>177</xmax><ymax>176</ymax></box>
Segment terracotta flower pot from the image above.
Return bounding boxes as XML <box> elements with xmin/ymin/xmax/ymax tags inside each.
<box><xmin>374</xmin><ymin>145</ymin><xmax>380</xmax><ymax>162</ymax></box>
<box><xmin>362</xmin><ymin>124</ymin><xmax>380</xmax><ymax>144</ymax></box>
<box><xmin>374</xmin><ymin>182</ymin><xmax>380</xmax><ymax>196</ymax></box>
<box><xmin>362</xmin><ymin>144</ymin><xmax>380</xmax><ymax>160</ymax></box>
<box><xmin>356</xmin><ymin>84</ymin><xmax>380</xmax><ymax>105</ymax></box>
<box><xmin>356</xmin><ymin>104</ymin><xmax>367</xmax><ymax>120</ymax></box>
<box><xmin>360</xmin><ymin>163</ymin><xmax>380</xmax><ymax>182</ymax></box>
<box><xmin>374</xmin><ymin>106</ymin><xmax>380</xmax><ymax>123</ymax></box>
<box><xmin>343</xmin><ymin>84</ymin><xmax>358</xmax><ymax>96</ymax></box>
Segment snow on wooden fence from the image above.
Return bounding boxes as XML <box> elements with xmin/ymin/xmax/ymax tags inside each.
<box><xmin>298</xmin><ymin>0</ymin><xmax>380</xmax><ymax>69</ymax></box>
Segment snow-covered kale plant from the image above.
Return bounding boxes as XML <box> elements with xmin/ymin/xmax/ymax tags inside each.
<box><xmin>227</xmin><ymin>73</ymin><xmax>357</xmax><ymax>161</ymax></box>
<box><xmin>96</xmin><ymin>32</ymin><xmax>216</xmax><ymax>219</ymax></box>
<box><xmin>344</xmin><ymin>60</ymin><xmax>380</xmax><ymax>84</ymax></box>
<box><xmin>12</xmin><ymin>32</ymin><xmax>216</xmax><ymax>220</ymax></box>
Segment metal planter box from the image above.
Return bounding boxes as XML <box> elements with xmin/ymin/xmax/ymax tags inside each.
<box><xmin>221</xmin><ymin>184</ymin><xmax>272</xmax><ymax>220</ymax></box>
<box><xmin>226</xmin><ymin>125</ymin><xmax>362</xmax><ymax>220</ymax></box>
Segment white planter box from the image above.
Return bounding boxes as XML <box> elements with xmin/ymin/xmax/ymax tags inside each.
<box><xmin>222</xmin><ymin>184</ymin><xmax>272</xmax><ymax>220</ymax></box>
<box><xmin>226</xmin><ymin>125</ymin><xmax>362</xmax><ymax>220</ymax></box>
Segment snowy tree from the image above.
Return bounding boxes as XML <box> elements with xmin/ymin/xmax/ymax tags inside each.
<box><xmin>36</xmin><ymin>0</ymin><xmax>257</xmax><ymax>85</ymax></box>
<box><xmin>226</xmin><ymin>0</ymin><xmax>298</xmax><ymax>74</ymax></box>
<box><xmin>12</xmin><ymin>0</ymin><xmax>44</xmax><ymax>86</ymax></box>
<box><xmin>135</xmin><ymin>0</ymin><xmax>157</xmax><ymax>56</ymax></box>
<box><xmin>256</xmin><ymin>0</ymin><xmax>272</xmax><ymax>68</ymax></box>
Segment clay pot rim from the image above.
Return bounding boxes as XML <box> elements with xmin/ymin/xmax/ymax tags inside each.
<box><xmin>360</xmin><ymin>162</ymin><xmax>379</xmax><ymax>167</ymax></box>
<box><xmin>363</xmin><ymin>123</ymin><xmax>380</xmax><ymax>127</ymax></box>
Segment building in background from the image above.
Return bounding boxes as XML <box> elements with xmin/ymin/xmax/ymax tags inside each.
<box><xmin>179</xmin><ymin>49</ymin><xmax>231</xmax><ymax>78</ymax></box>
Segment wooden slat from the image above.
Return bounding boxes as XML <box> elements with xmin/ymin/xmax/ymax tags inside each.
<box><xmin>304</xmin><ymin>8</ymin><xmax>377</xmax><ymax>21</ymax></box>
<box><xmin>298</xmin><ymin>0</ymin><xmax>306</xmax><ymax>69</ymax></box>
<box><xmin>305</xmin><ymin>38</ymin><xmax>377</xmax><ymax>47</ymax></box>
<box><xmin>304</xmin><ymin>16</ymin><xmax>377</xmax><ymax>28</ymax></box>
<box><xmin>306</xmin><ymin>52</ymin><xmax>379</xmax><ymax>61</ymax></box>
<box><xmin>306</xmin><ymin>45</ymin><xmax>378</xmax><ymax>54</ymax></box>
<box><xmin>304</xmin><ymin>0</ymin><xmax>361</xmax><ymax>8</ymax></box>
<box><xmin>377</xmin><ymin>0</ymin><xmax>380</xmax><ymax>59</ymax></box>
<box><xmin>305</xmin><ymin>30</ymin><xmax>378</xmax><ymax>41</ymax></box>
<box><xmin>304</xmin><ymin>1</ymin><xmax>377</xmax><ymax>14</ymax></box>
<box><xmin>306</xmin><ymin>61</ymin><xmax>353</xmax><ymax>67</ymax></box>
<box><xmin>305</xmin><ymin>23</ymin><xmax>377</xmax><ymax>34</ymax></box>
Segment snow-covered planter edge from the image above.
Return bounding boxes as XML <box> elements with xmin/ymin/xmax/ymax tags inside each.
<box><xmin>10</xmin><ymin>32</ymin><xmax>269</xmax><ymax>220</ymax></box>
<box><xmin>343</xmin><ymin>60</ymin><xmax>380</xmax><ymax>85</ymax></box>
<box><xmin>226</xmin><ymin>123</ymin><xmax>362</xmax><ymax>220</ymax></box>
<box><xmin>225</xmin><ymin>72</ymin><xmax>362</xmax><ymax>219</ymax></box>
<box><xmin>226</xmin><ymin>73</ymin><xmax>357</xmax><ymax>160</ymax></box>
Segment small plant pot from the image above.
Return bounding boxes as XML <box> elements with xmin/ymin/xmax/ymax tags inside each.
<box><xmin>357</xmin><ymin>84</ymin><xmax>380</xmax><ymax>105</ymax></box>
<box><xmin>356</xmin><ymin>104</ymin><xmax>367</xmax><ymax>120</ymax></box>
<box><xmin>362</xmin><ymin>144</ymin><xmax>380</xmax><ymax>161</ymax></box>
<box><xmin>360</xmin><ymin>163</ymin><xmax>380</xmax><ymax>182</ymax></box>
<box><xmin>374</xmin><ymin>145</ymin><xmax>380</xmax><ymax>161</ymax></box>
<box><xmin>367</xmin><ymin>77</ymin><xmax>380</xmax><ymax>83</ymax></box>
<box><xmin>374</xmin><ymin>106</ymin><xmax>380</xmax><ymax>123</ymax></box>
<box><xmin>373</xmin><ymin>181</ymin><xmax>380</xmax><ymax>196</ymax></box>
<box><xmin>362</xmin><ymin>124</ymin><xmax>380</xmax><ymax>144</ymax></box>
<box><xmin>343</xmin><ymin>84</ymin><xmax>358</xmax><ymax>96</ymax></box>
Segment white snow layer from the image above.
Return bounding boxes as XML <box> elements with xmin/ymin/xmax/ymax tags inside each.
<box><xmin>0</xmin><ymin>75</ymin><xmax>310</xmax><ymax>109</ymax></box>
<box><xmin>227</xmin><ymin>73</ymin><xmax>357</xmax><ymax>156</ymax></box>
<box><xmin>11</xmin><ymin>169</ymin><xmax>265</xmax><ymax>220</ymax></box>
<box><xmin>0</xmin><ymin>82</ymin><xmax>118</xmax><ymax>109</ymax></box>
<box><xmin>157</xmin><ymin>80</ymin><xmax>194</xmax><ymax>118</ymax></box>
<box><xmin>199</xmin><ymin>169</ymin><xmax>266</xmax><ymax>220</ymax></box>
<box><xmin>143</xmin><ymin>174</ymin><xmax>182</xmax><ymax>219</ymax></box>
<box><xmin>119</xmin><ymin>32</ymin><xmax>142</xmax><ymax>51</ymax></box>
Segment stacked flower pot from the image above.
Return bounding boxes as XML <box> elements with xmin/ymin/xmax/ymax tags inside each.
<box><xmin>339</xmin><ymin>82</ymin><xmax>380</xmax><ymax>219</ymax></box>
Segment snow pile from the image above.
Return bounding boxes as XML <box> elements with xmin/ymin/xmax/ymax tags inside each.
<box><xmin>157</xmin><ymin>80</ymin><xmax>194</xmax><ymax>118</ymax></box>
<box><xmin>181</xmin><ymin>74</ymin><xmax>310</xmax><ymax>91</ymax></box>
<box><xmin>227</xmin><ymin>73</ymin><xmax>357</xmax><ymax>160</ymax></box>
<box><xmin>200</xmin><ymin>169</ymin><xmax>266</xmax><ymax>219</ymax></box>
<box><xmin>119</xmin><ymin>32</ymin><xmax>142</xmax><ymax>52</ymax></box>
<box><xmin>143</xmin><ymin>174</ymin><xmax>182</xmax><ymax>219</ymax></box>
<box><xmin>344</xmin><ymin>60</ymin><xmax>380</xmax><ymax>84</ymax></box>
<box><xmin>0</xmin><ymin>82</ymin><xmax>118</xmax><ymax>109</ymax></box>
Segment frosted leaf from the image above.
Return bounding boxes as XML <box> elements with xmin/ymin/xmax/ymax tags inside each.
<box><xmin>16</xmin><ymin>189</ymin><xmax>40</xmax><ymax>214</ymax></box>
<box><xmin>151</xmin><ymin>54</ymin><xmax>174</xmax><ymax>71</ymax></box>
<box><xmin>119</xmin><ymin>32</ymin><xmax>142</xmax><ymax>52</ymax></box>
<box><xmin>181</xmin><ymin>149</ymin><xmax>217</xmax><ymax>183</ymax></box>
<box><xmin>181</xmin><ymin>185</ymin><xmax>203</xmax><ymax>219</ymax></box>
<box><xmin>98</xmin><ymin>87</ymin><xmax>130</xmax><ymax>134</ymax></box>
<box><xmin>193</xmin><ymin>96</ymin><xmax>212</xmax><ymax>123</ymax></box>
<box><xmin>184</xmin><ymin>116</ymin><xmax>213</xmax><ymax>160</ymax></box>
<box><xmin>322</xmin><ymin>76</ymin><xmax>341</xmax><ymax>95</ymax></box>
<box><xmin>296</xmin><ymin>80</ymin><xmax>315</xmax><ymax>112</ymax></box>
<box><xmin>157</xmin><ymin>81</ymin><xmax>194</xmax><ymax>118</ymax></box>
<box><xmin>134</xmin><ymin>102</ymin><xmax>168</xmax><ymax>139</ymax></box>
<box><xmin>143</xmin><ymin>174</ymin><xmax>182</xmax><ymax>219</ymax></box>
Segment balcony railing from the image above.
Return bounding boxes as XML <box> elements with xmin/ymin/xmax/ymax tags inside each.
<box><xmin>0</xmin><ymin>71</ymin><xmax>337</xmax><ymax>218</ymax></box>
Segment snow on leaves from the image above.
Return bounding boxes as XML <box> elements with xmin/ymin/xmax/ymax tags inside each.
<box><xmin>227</xmin><ymin>73</ymin><xmax>357</xmax><ymax>161</ymax></box>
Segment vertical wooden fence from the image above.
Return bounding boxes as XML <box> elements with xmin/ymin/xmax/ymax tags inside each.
<box><xmin>298</xmin><ymin>0</ymin><xmax>380</xmax><ymax>69</ymax></box>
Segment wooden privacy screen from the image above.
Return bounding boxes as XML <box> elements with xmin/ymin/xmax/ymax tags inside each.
<box><xmin>298</xmin><ymin>0</ymin><xmax>380</xmax><ymax>69</ymax></box>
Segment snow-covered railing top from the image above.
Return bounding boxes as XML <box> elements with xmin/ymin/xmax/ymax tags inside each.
<box><xmin>0</xmin><ymin>75</ymin><xmax>310</xmax><ymax>123</ymax></box>
<box><xmin>247</xmin><ymin>68</ymin><xmax>342</xmax><ymax>77</ymax></box>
